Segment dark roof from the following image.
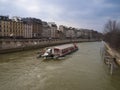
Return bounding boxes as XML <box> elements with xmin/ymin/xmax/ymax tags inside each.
<box><xmin>22</xmin><ymin>17</ymin><xmax>42</xmax><ymax>24</ymax></box>
<box><xmin>0</xmin><ymin>15</ymin><xmax>9</xmax><ymax>21</ymax></box>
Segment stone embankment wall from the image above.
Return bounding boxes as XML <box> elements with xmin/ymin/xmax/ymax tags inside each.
<box><xmin>103</xmin><ymin>42</ymin><xmax>120</xmax><ymax>74</ymax></box>
<box><xmin>0</xmin><ymin>39</ymin><xmax>98</xmax><ymax>54</ymax></box>
<box><xmin>104</xmin><ymin>43</ymin><xmax>120</xmax><ymax>65</ymax></box>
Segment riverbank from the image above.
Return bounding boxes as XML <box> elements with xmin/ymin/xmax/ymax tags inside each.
<box><xmin>103</xmin><ymin>42</ymin><xmax>120</xmax><ymax>74</ymax></box>
<box><xmin>104</xmin><ymin>42</ymin><xmax>120</xmax><ymax>65</ymax></box>
<box><xmin>0</xmin><ymin>39</ymin><xmax>99</xmax><ymax>54</ymax></box>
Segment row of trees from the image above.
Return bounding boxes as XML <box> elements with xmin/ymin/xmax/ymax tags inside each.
<box><xmin>104</xmin><ymin>20</ymin><xmax>120</xmax><ymax>51</ymax></box>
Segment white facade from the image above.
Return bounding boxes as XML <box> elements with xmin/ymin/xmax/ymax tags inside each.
<box><xmin>59</xmin><ymin>25</ymin><xmax>66</xmax><ymax>33</ymax></box>
<box><xmin>59</xmin><ymin>25</ymin><xmax>67</xmax><ymax>38</ymax></box>
<box><xmin>66</xmin><ymin>28</ymin><xmax>76</xmax><ymax>38</ymax></box>
<box><xmin>23</xmin><ymin>24</ymin><xmax>32</xmax><ymax>38</ymax></box>
<box><xmin>42</xmin><ymin>22</ymin><xmax>51</xmax><ymax>38</ymax></box>
<box><xmin>48</xmin><ymin>22</ymin><xmax>57</xmax><ymax>39</ymax></box>
<box><xmin>76</xmin><ymin>30</ymin><xmax>82</xmax><ymax>38</ymax></box>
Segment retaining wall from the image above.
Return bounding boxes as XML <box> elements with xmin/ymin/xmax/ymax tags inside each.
<box><xmin>0</xmin><ymin>39</ymin><xmax>99</xmax><ymax>54</ymax></box>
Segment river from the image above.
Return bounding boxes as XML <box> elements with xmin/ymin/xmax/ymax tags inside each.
<box><xmin>0</xmin><ymin>42</ymin><xmax>120</xmax><ymax>90</ymax></box>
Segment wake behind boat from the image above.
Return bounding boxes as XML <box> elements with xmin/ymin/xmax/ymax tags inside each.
<box><xmin>37</xmin><ymin>43</ymin><xmax>78</xmax><ymax>59</ymax></box>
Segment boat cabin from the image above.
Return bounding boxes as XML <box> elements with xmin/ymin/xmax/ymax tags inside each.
<box><xmin>53</xmin><ymin>44</ymin><xmax>78</xmax><ymax>57</ymax></box>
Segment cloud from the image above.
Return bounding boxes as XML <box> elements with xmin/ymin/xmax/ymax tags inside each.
<box><xmin>0</xmin><ymin>0</ymin><xmax>120</xmax><ymax>32</ymax></box>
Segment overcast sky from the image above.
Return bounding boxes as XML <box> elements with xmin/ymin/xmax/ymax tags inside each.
<box><xmin>0</xmin><ymin>0</ymin><xmax>120</xmax><ymax>32</ymax></box>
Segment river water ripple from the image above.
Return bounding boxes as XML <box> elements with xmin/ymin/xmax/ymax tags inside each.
<box><xmin>0</xmin><ymin>42</ymin><xmax>120</xmax><ymax>90</ymax></box>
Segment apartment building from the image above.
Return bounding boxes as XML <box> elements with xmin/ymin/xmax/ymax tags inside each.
<box><xmin>22</xmin><ymin>18</ymin><xmax>43</xmax><ymax>38</ymax></box>
<box><xmin>0</xmin><ymin>16</ymin><xmax>9</xmax><ymax>37</ymax></box>
<box><xmin>48</xmin><ymin>22</ymin><xmax>57</xmax><ymax>39</ymax></box>
<box><xmin>59</xmin><ymin>25</ymin><xmax>67</xmax><ymax>39</ymax></box>
<box><xmin>11</xmin><ymin>18</ymin><xmax>24</xmax><ymax>38</ymax></box>
<box><xmin>0</xmin><ymin>15</ymin><xmax>102</xmax><ymax>39</ymax></box>
<box><xmin>42</xmin><ymin>21</ymin><xmax>51</xmax><ymax>39</ymax></box>
<box><xmin>0</xmin><ymin>16</ymin><xmax>24</xmax><ymax>38</ymax></box>
<box><xmin>23</xmin><ymin>23</ymin><xmax>32</xmax><ymax>38</ymax></box>
<box><xmin>76</xmin><ymin>29</ymin><xmax>82</xmax><ymax>38</ymax></box>
<box><xmin>66</xmin><ymin>27</ymin><xmax>76</xmax><ymax>39</ymax></box>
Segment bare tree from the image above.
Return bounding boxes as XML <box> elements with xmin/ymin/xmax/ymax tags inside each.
<box><xmin>104</xmin><ymin>20</ymin><xmax>120</xmax><ymax>51</ymax></box>
<box><xmin>104</xmin><ymin>20</ymin><xmax>118</xmax><ymax>34</ymax></box>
